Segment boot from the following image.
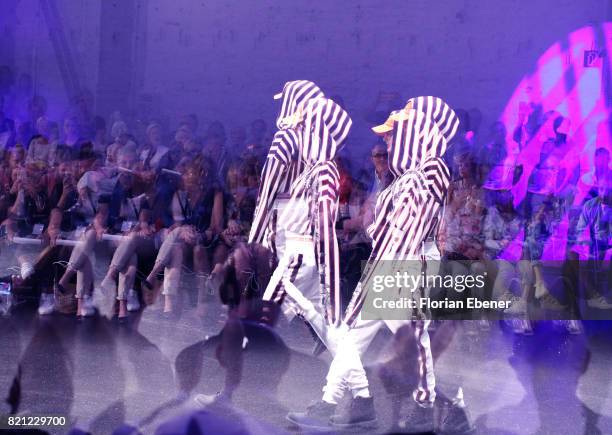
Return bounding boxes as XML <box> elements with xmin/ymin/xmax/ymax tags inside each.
<box><xmin>398</xmin><ymin>399</ymin><xmax>435</xmax><ymax>433</ymax></box>
<box><xmin>330</xmin><ymin>396</ymin><xmax>378</xmax><ymax>429</ymax></box>
<box><xmin>438</xmin><ymin>403</ymin><xmax>475</xmax><ymax>434</ymax></box>
<box><xmin>286</xmin><ymin>400</ymin><xmax>336</xmax><ymax>430</ymax></box>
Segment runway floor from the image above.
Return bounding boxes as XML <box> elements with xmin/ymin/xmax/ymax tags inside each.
<box><xmin>1</xmin><ymin>291</ymin><xmax>611</xmax><ymax>434</ymax></box>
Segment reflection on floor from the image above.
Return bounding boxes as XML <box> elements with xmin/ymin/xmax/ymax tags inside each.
<box><xmin>1</xmin><ymin>300</ymin><xmax>611</xmax><ymax>434</ymax></box>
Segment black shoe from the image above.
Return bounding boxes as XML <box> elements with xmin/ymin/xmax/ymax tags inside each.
<box><xmin>438</xmin><ymin>404</ymin><xmax>475</xmax><ymax>434</ymax></box>
<box><xmin>331</xmin><ymin>396</ymin><xmax>378</xmax><ymax>429</ymax></box>
<box><xmin>286</xmin><ymin>400</ymin><xmax>335</xmax><ymax>430</ymax></box>
<box><xmin>398</xmin><ymin>400</ymin><xmax>435</xmax><ymax>434</ymax></box>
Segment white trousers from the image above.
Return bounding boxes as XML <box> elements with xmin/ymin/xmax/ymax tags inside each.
<box><xmin>323</xmin><ymin>317</ymin><xmax>435</xmax><ymax>405</ymax></box>
<box><xmin>263</xmin><ymin>233</ymin><xmax>343</xmax><ymax>354</ymax></box>
<box><xmin>322</xmin><ymin>241</ymin><xmax>441</xmax><ymax>405</ymax></box>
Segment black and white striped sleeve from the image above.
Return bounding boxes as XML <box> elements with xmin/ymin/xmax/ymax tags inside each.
<box><xmin>313</xmin><ymin>162</ymin><xmax>342</xmax><ymax>326</ymax></box>
<box><xmin>248</xmin><ymin>130</ymin><xmax>297</xmax><ymax>245</ymax></box>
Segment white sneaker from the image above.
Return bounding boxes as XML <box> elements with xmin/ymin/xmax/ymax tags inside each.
<box><xmin>505</xmin><ymin>298</ymin><xmax>527</xmax><ymax>315</ymax></box>
<box><xmin>20</xmin><ymin>262</ymin><xmax>34</xmax><ymax>280</ymax></box>
<box><xmin>194</xmin><ymin>392</ymin><xmax>230</xmax><ymax>407</ymax></box>
<box><xmin>81</xmin><ymin>295</ymin><xmax>96</xmax><ymax>317</ymax></box>
<box><xmin>520</xmin><ymin>319</ymin><xmax>534</xmax><ymax>335</ymax></box>
<box><xmin>586</xmin><ymin>295</ymin><xmax>612</xmax><ymax>310</ymax></box>
<box><xmin>566</xmin><ymin>319</ymin><xmax>583</xmax><ymax>335</ymax></box>
<box><xmin>126</xmin><ymin>289</ymin><xmax>140</xmax><ymax>312</ymax></box>
<box><xmin>478</xmin><ymin>319</ymin><xmax>491</xmax><ymax>331</ymax></box>
<box><xmin>38</xmin><ymin>293</ymin><xmax>55</xmax><ymax>315</ymax></box>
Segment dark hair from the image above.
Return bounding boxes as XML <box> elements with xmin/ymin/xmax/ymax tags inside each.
<box><xmin>94</xmin><ymin>116</ymin><xmax>106</xmax><ymax>131</ymax></box>
<box><xmin>28</xmin><ymin>135</ymin><xmax>48</xmax><ymax>146</ymax></box>
<box><xmin>206</xmin><ymin>121</ymin><xmax>226</xmax><ymax>141</ymax></box>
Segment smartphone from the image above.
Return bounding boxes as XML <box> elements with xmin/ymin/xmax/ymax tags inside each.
<box><xmin>0</xmin><ymin>282</ymin><xmax>11</xmax><ymax>295</ymax></box>
<box><xmin>0</xmin><ymin>282</ymin><xmax>12</xmax><ymax>316</ymax></box>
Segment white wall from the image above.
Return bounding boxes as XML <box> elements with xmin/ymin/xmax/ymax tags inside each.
<box><xmin>3</xmin><ymin>0</ymin><xmax>610</xmax><ymax>152</ymax></box>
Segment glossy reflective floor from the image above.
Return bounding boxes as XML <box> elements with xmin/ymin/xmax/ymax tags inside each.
<box><xmin>1</xmin><ymin>294</ymin><xmax>611</xmax><ymax>435</ymax></box>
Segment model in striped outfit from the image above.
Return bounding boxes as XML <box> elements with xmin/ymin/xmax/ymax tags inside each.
<box><xmin>263</xmin><ymin>96</ymin><xmax>352</xmax><ymax>352</ymax></box>
<box><xmin>288</xmin><ymin>96</ymin><xmax>470</xmax><ymax>433</ymax></box>
<box><xmin>248</xmin><ymin>81</ymin><xmax>325</xmax><ymax>323</ymax></box>
<box><xmin>248</xmin><ymin>80</ymin><xmax>324</xmax><ymax>250</ymax></box>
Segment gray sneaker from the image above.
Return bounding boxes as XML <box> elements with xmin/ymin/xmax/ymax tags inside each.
<box><xmin>586</xmin><ymin>295</ymin><xmax>612</xmax><ymax>310</ymax></box>
<box><xmin>438</xmin><ymin>403</ymin><xmax>475</xmax><ymax>434</ymax></box>
<box><xmin>537</xmin><ymin>293</ymin><xmax>566</xmax><ymax>311</ymax></box>
<box><xmin>330</xmin><ymin>396</ymin><xmax>378</xmax><ymax>429</ymax></box>
<box><xmin>286</xmin><ymin>400</ymin><xmax>336</xmax><ymax>430</ymax></box>
<box><xmin>398</xmin><ymin>400</ymin><xmax>435</xmax><ymax>433</ymax></box>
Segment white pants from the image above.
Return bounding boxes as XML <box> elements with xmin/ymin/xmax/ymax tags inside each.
<box><xmin>263</xmin><ymin>233</ymin><xmax>342</xmax><ymax>354</ymax></box>
<box><xmin>322</xmin><ymin>241</ymin><xmax>441</xmax><ymax>405</ymax></box>
<box><xmin>323</xmin><ymin>317</ymin><xmax>435</xmax><ymax>405</ymax></box>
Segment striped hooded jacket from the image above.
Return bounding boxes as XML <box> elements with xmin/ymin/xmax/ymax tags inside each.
<box><xmin>248</xmin><ymin>80</ymin><xmax>324</xmax><ymax>248</ymax></box>
<box><xmin>279</xmin><ymin>97</ymin><xmax>353</xmax><ymax>326</ymax></box>
<box><xmin>344</xmin><ymin>96</ymin><xmax>459</xmax><ymax>326</ymax></box>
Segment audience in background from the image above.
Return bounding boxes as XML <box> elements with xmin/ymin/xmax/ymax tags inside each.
<box><xmin>0</xmin><ymin>63</ymin><xmax>608</xmax><ymax>336</ymax></box>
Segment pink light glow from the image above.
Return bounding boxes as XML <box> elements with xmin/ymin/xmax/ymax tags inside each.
<box><xmin>498</xmin><ymin>23</ymin><xmax>611</xmax><ymax>261</ymax></box>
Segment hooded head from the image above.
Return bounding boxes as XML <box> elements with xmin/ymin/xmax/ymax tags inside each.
<box><xmin>383</xmin><ymin>96</ymin><xmax>459</xmax><ymax>177</ymax></box>
<box><xmin>299</xmin><ymin>97</ymin><xmax>352</xmax><ymax>164</ymax></box>
<box><xmin>274</xmin><ymin>80</ymin><xmax>325</xmax><ymax>130</ymax></box>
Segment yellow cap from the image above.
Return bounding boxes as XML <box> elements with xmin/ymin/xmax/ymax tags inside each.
<box><xmin>371</xmin><ymin>101</ymin><xmax>414</xmax><ymax>136</ymax></box>
<box><xmin>371</xmin><ymin>114</ymin><xmax>396</xmax><ymax>135</ymax></box>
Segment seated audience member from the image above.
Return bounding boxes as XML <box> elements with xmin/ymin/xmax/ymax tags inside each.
<box><xmin>438</xmin><ymin>152</ymin><xmax>487</xmax><ymax>307</ymax></box>
<box><xmin>143</xmin><ymin>158</ymin><xmax>224</xmax><ymax>314</ymax></box>
<box><xmin>139</xmin><ymin>121</ymin><xmax>170</xmax><ymax>172</ymax></box>
<box><xmin>54</xmin><ymin>145</ymin><xmax>140</xmax><ymax>317</ymax></box>
<box><xmin>368</xmin><ymin>142</ymin><xmax>394</xmax><ymax>195</ymax></box>
<box><xmin>481</xmin><ymin>190</ymin><xmax>535</xmax><ymax>332</ymax></box>
<box><xmin>571</xmin><ymin>172</ymin><xmax>612</xmax><ymax>310</ymax></box>
<box><xmin>520</xmin><ymin>113</ymin><xmax>577</xmax><ymax>311</ymax></box>
<box><xmin>479</xmin><ymin>121</ymin><xmax>522</xmax><ymax>207</ymax></box>
<box><xmin>228</xmin><ymin>126</ymin><xmax>247</xmax><ymax>155</ymax></box>
<box><xmin>25</xmin><ymin>134</ymin><xmax>56</xmax><ymax>167</ymax></box>
<box><xmin>110</xmin><ymin>120</ymin><xmax>130</xmax><ymax>147</ymax></box>
<box><xmin>0</xmin><ymin>100</ymin><xmax>16</xmax><ymax>149</ymax></box>
<box><xmin>203</xmin><ymin>126</ymin><xmax>230</xmax><ymax>185</ymax></box>
<box><xmin>91</xmin><ymin>116</ymin><xmax>108</xmax><ymax>154</ymax></box>
<box><xmin>581</xmin><ymin>147</ymin><xmax>611</xmax><ymax>200</ymax></box>
<box><xmin>219</xmin><ymin>160</ymin><xmax>257</xmax><ymax>253</ymax></box>
<box><xmin>62</xmin><ymin>115</ymin><xmax>84</xmax><ymax>150</ymax></box>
